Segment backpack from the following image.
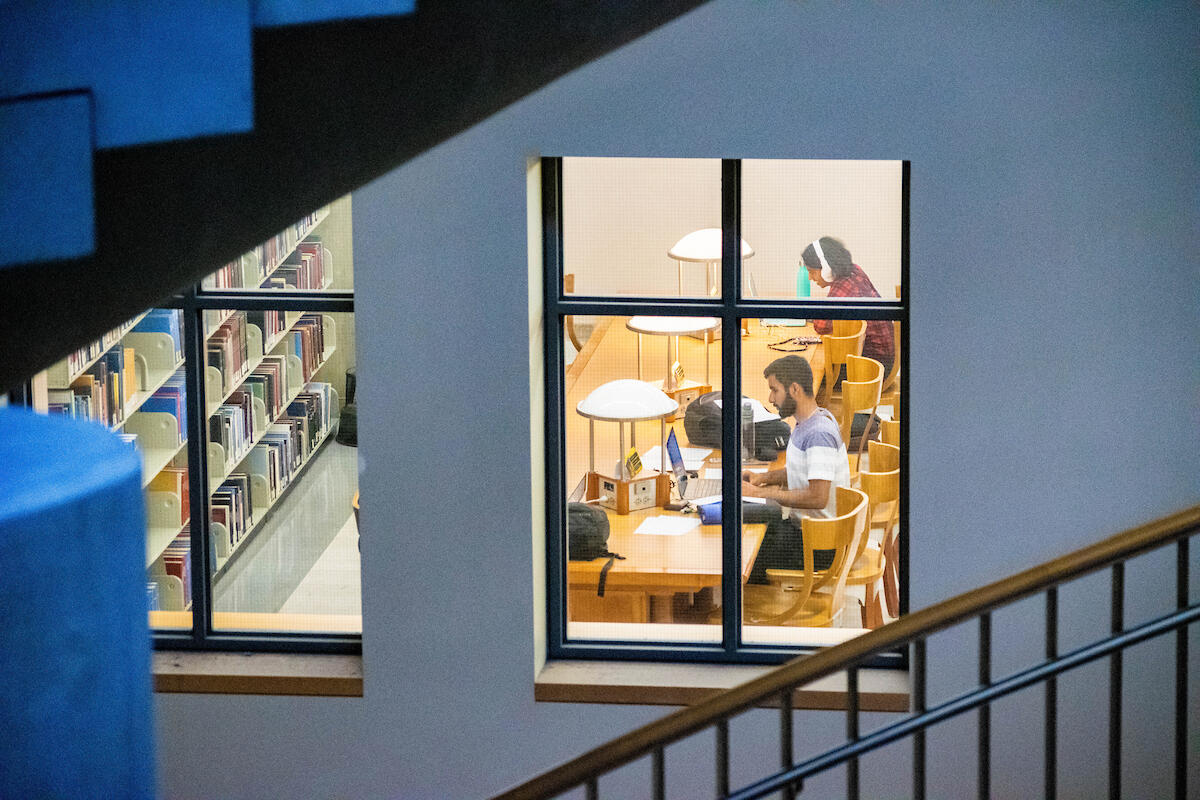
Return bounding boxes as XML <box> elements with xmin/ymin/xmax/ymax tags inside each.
<box><xmin>567</xmin><ymin>502</ymin><xmax>624</xmax><ymax>597</ymax></box>
<box><xmin>683</xmin><ymin>392</ymin><xmax>791</xmax><ymax>461</ymax></box>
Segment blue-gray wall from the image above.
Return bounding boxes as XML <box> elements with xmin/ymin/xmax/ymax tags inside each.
<box><xmin>156</xmin><ymin>2</ymin><xmax>1200</xmax><ymax>797</ymax></box>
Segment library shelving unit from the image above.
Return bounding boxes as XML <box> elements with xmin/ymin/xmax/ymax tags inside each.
<box><xmin>205</xmin><ymin>315</ymin><xmax>340</xmax><ymax>572</ymax></box>
<box><xmin>38</xmin><ymin>197</ymin><xmax>355</xmax><ymax>635</ymax></box>
<box><xmin>44</xmin><ymin>310</ymin><xmax>190</xmax><ymax>607</ymax></box>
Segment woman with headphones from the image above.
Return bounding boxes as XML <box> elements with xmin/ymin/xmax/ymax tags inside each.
<box><xmin>801</xmin><ymin>236</ymin><xmax>895</xmax><ymax>380</ymax></box>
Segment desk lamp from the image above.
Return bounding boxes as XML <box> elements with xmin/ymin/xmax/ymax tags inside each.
<box><xmin>668</xmin><ymin>227</ymin><xmax>754</xmax><ymax>297</ymax></box>
<box><xmin>576</xmin><ymin>379</ymin><xmax>676</xmax><ymax>514</ymax></box>
<box><xmin>625</xmin><ymin>315</ymin><xmax>719</xmax><ymax>418</ymax></box>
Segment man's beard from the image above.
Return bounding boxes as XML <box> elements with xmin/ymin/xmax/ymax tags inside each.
<box><xmin>775</xmin><ymin>394</ymin><xmax>796</xmax><ymax>419</ymax></box>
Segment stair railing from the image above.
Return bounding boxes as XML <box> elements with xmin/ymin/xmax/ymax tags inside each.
<box><xmin>494</xmin><ymin>503</ymin><xmax>1200</xmax><ymax>800</ymax></box>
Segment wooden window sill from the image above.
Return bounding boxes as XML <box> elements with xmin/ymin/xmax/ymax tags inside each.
<box><xmin>153</xmin><ymin>651</ymin><xmax>362</xmax><ymax>697</ymax></box>
<box><xmin>535</xmin><ymin>660</ymin><xmax>909</xmax><ymax>712</ymax></box>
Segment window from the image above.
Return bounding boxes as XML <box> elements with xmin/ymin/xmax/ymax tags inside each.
<box><xmin>544</xmin><ymin>158</ymin><xmax>906</xmax><ymax>664</ymax></box>
<box><xmin>38</xmin><ymin>197</ymin><xmax>359</xmax><ymax>653</ymax></box>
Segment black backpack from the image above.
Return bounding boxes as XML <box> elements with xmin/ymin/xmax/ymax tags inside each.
<box><xmin>683</xmin><ymin>392</ymin><xmax>791</xmax><ymax>461</ymax></box>
<box><xmin>567</xmin><ymin>502</ymin><xmax>624</xmax><ymax>597</ymax></box>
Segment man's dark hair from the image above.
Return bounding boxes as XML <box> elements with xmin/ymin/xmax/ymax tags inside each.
<box><xmin>801</xmin><ymin>236</ymin><xmax>854</xmax><ymax>280</ymax></box>
<box><xmin>764</xmin><ymin>355</ymin><xmax>814</xmax><ymax>397</ymax></box>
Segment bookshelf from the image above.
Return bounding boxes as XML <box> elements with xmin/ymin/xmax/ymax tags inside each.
<box><xmin>37</xmin><ymin>197</ymin><xmax>355</xmax><ymax>626</ymax></box>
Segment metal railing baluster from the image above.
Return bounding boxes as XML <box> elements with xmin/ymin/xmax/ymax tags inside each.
<box><xmin>652</xmin><ymin>748</ymin><xmax>664</xmax><ymax>800</ymax></box>
<box><xmin>585</xmin><ymin>777</ymin><xmax>598</xmax><ymax>800</ymax></box>
<box><xmin>979</xmin><ymin>613</ymin><xmax>991</xmax><ymax>800</ymax></box>
<box><xmin>781</xmin><ymin>689</ymin><xmax>795</xmax><ymax>800</ymax></box>
<box><xmin>913</xmin><ymin>638</ymin><xmax>927</xmax><ymax>800</ymax></box>
<box><xmin>1176</xmin><ymin>538</ymin><xmax>1189</xmax><ymax>800</ymax></box>
<box><xmin>716</xmin><ymin>718</ymin><xmax>729</xmax><ymax>798</ymax></box>
<box><xmin>847</xmin><ymin>666</ymin><xmax>860</xmax><ymax>800</ymax></box>
<box><xmin>1110</xmin><ymin>562</ymin><xmax>1124</xmax><ymax>800</ymax></box>
<box><xmin>1045</xmin><ymin>587</ymin><xmax>1058</xmax><ymax>800</ymax></box>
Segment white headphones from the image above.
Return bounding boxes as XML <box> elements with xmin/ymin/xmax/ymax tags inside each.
<box><xmin>810</xmin><ymin>238</ymin><xmax>834</xmax><ymax>282</ymax></box>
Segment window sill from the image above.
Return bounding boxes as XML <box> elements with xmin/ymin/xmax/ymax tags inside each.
<box><xmin>535</xmin><ymin>660</ymin><xmax>908</xmax><ymax>712</ymax></box>
<box><xmin>153</xmin><ymin>651</ymin><xmax>362</xmax><ymax>697</ymax></box>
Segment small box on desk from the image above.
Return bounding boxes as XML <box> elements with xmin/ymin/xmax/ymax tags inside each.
<box><xmin>585</xmin><ymin>471</ymin><xmax>671</xmax><ymax>515</ymax></box>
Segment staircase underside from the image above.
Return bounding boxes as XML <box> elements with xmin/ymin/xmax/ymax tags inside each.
<box><xmin>0</xmin><ymin>1</ymin><xmax>705</xmax><ymax>393</ymax></box>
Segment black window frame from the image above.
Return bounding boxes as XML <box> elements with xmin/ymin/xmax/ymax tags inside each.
<box><xmin>543</xmin><ymin>157</ymin><xmax>909</xmax><ymax>666</ymax></box>
<box><xmin>147</xmin><ymin>276</ymin><xmax>359</xmax><ymax>654</ymax></box>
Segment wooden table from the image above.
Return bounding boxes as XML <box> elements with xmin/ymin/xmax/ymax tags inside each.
<box><xmin>563</xmin><ymin>318</ymin><xmax>825</xmax><ymax>623</ymax></box>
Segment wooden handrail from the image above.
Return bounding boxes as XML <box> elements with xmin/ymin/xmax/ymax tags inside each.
<box><xmin>495</xmin><ymin>503</ymin><xmax>1200</xmax><ymax>800</ymax></box>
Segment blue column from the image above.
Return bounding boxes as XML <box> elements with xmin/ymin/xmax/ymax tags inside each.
<box><xmin>0</xmin><ymin>406</ymin><xmax>154</xmax><ymax>799</ymax></box>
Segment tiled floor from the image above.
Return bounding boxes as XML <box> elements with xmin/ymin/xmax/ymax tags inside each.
<box><xmin>213</xmin><ymin>440</ymin><xmax>361</xmax><ymax>616</ymax></box>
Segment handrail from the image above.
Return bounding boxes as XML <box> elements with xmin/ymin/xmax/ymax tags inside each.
<box><xmin>495</xmin><ymin>503</ymin><xmax>1200</xmax><ymax>800</ymax></box>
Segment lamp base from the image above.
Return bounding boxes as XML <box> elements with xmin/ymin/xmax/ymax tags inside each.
<box><xmin>658</xmin><ymin>380</ymin><xmax>711</xmax><ymax>420</ymax></box>
<box><xmin>586</xmin><ymin>471</ymin><xmax>670</xmax><ymax>515</ymax></box>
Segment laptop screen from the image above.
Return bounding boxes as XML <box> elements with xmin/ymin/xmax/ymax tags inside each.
<box><xmin>665</xmin><ymin>428</ymin><xmax>688</xmax><ymax>482</ymax></box>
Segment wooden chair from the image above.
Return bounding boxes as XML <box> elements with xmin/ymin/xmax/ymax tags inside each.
<box><xmin>878</xmin><ymin>320</ymin><xmax>902</xmax><ymax>407</ymax></box>
<box><xmin>739</xmin><ymin>486</ymin><xmax>869</xmax><ymax>628</ymax></box>
<box><xmin>845</xmin><ymin>464</ymin><xmax>900</xmax><ymax>628</ymax></box>
<box><xmin>879</xmin><ymin>418</ymin><xmax>900</xmax><ymax>448</ymax></box>
<box><xmin>818</xmin><ymin>320</ymin><xmax>865</xmax><ymax>404</ymax></box>
<box><xmin>839</xmin><ymin>355</ymin><xmax>883</xmax><ymax>477</ymax></box>
<box><xmin>563</xmin><ymin>273</ymin><xmax>583</xmax><ymax>352</ymax></box>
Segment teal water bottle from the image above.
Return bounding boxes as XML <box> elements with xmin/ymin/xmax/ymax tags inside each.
<box><xmin>796</xmin><ymin>264</ymin><xmax>811</xmax><ymax>298</ymax></box>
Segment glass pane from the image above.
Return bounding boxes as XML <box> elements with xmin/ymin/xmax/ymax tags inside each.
<box><xmin>740</xmin><ymin>317</ymin><xmax>901</xmax><ymax>646</ymax></box>
<box><xmin>207</xmin><ymin>309</ymin><xmax>360</xmax><ymax>635</ymax></box>
<box><xmin>201</xmin><ymin>195</ymin><xmax>353</xmax><ymax>293</ymax></box>
<box><xmin>741</xmin><ymin>160</ymin><xmax>902</xmax><ymax>301</ymax></box>
<box><xmin>41</xmin><ymin>308</ymin><xmax>193</xmax><ymax>630</ymax></box>
<box><xmin>562</xmin><ymin>157</ymin><xmax>725</xmax><ymax>299</ymax></box>
<box><xmin>563</xmin><ymin>313</ymin><xmax>725</xmax><ymax>643</ymax></box>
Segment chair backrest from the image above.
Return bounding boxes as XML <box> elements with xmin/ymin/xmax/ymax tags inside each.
<box><xmin>563</xmin><ymin>273</ymin><xmax>583</xmax><ymax>351</ymax></box>
<box><xmin>880</xmin><ymin>418</ymin><xmax>900</xmax><ymax>447</ymax></box>
<box><xmin>821</xmin><ymin>320</ymin><xmax>866</xmax><ymax>395</ymax></box>
<box><xmin>831</xmin><ymin>318</ymin><xmax>865</xmax><ymax>338</ymax></box>
<box><xmin>800</xmin><ymin>485</ymin><xmax>869</xmax><ymax>611</ymax></box>
<box><xmin>868</xmin><ymin>440</ymin><xmax>900</xmax><ymax>472</ymax></box>
<box><xmin>880</xmin><ymin>320</ymin><xmax>901</xmax><ymax>395</ymax></box>
<box><xmin>838</xmin><ymin>355</ymin><xmax>883</xmax><ymax>444</ymax></box>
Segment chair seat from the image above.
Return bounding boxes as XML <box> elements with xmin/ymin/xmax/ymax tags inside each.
<box><xmin>738</xmin><ymin>584</ymin><xmax>839</xmax><ymax>628</ymax></box>
<box><xmin>847</xmin><ymin>545</ymin><xmax>883</xmax><ymax>584</ymax></box>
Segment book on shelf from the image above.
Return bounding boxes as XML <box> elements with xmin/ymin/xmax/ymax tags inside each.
<box><xmin>131</xmin><ymin>309</ymin><xmax>183</xmax><ymax>362</ymax></box>
<box><xmin>148</xmin><ymin>466</ymin><xmax>190</xmax><ymax>526</ymax></box>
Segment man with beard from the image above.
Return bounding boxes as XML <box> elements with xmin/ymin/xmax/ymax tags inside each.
<box><xmin>741</xmin><ymin>355</ymin><xmax>851</xmax><ymax>583</ymax></box>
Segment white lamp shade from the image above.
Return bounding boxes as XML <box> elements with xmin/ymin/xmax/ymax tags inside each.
<box><xmin>626</xmin><ymin>316</ymin><xmax>721</xmax><ymax>336</ymax></box>
<box><xmin>576</xmin><ymin>379</ymin><xmax>677</xmax><ymax>422</ymax></box>
<box><xmin>668</xmin><ymin>228</ymin><xmax>754</xmax><ymax>262</ymax></box>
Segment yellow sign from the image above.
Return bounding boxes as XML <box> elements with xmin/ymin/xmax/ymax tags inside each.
<box><xmin>624</xmin><ymin>447</ymin><xmax>643</xmax><ymax>478</ymax></box>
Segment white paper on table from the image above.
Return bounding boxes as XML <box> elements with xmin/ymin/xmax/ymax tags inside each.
<box><xmin>702</xmin><ymin>468</ymin><xmax>723</xmax><ymax>480</ymax></box>
<box><xmin>634</xmin><ymin>516</ymin><xmax>701</xmax><ymax>536</ymax></box>
<box><xmin>712</xmin><ymin>396</ymin><xmax>781</xmax><ymax>423</ymax></box>
<box><xmin>744</xmin><ymin>467</ymin><xmax>768</xmax><ymax>474</ymax></box>
<box><xmin>689</xmin><ymin>495</ymin><xmax>722</xmax><ymax>506</ymax></box>
<box><xmin>642</xmin><ymin>445</ymin><xmax>711</xmax><ymax>472</ymax></box>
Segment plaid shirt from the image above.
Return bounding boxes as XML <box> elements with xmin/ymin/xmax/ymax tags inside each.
<box><xmin>812</xmin><ymin>264</ymin><xmax>895</xmax><ymax>364</ymax></box>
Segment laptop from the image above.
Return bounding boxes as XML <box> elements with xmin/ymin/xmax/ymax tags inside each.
<box><xmin>666</xmin><ymin>428</ymin><xmax>721</xmax><ymax>501</ymax></box>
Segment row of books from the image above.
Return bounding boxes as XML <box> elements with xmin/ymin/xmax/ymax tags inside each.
<box><xmin>201</xmin><ymin>205</ymin><xmax>328</xmax><ymax>291</ymax></box>
<box><xmin>149</xmin><ymin>466</ymin><xmax>190</xmax><ymax>527</ymax></box>
<box><xmin>289</xmin><ymin>314</ymin><xmax>328</xmax><ymax>381</ymax></box>
<box><xmin>207</xmin><ymin>311</ymin><xmax>251</xmax><ymax>397</ymax></box>
<box><xmin>247</xmin><ymin>382</ymin><xmax>336</xmax><ymax>505</ymax></box>
<box><xmin>48</xmin><ymin>346</ymin><xmax>136</xmax><ymax>427</ymax></box>
<box><xmin>211</xmin><ymin>381</ymin><xmax>336</xmax><ymax>562</ymax></box>
<box><xmin>264</xmin><ymin>239</ymin><xmax>327</xmax><ymax>290</ymax></box>
<box><xmin>148</xmin><ymin>528</ymin><xmax>193</xmax><ymax>612</ymax></box>
<box><xmin>137</xmin><ymin>373</ymin><xmax>188</xmax><ymax>446</ymax></box>
<box><xmin>59</xmin><ymin>313</ymin><xmax>144</xmax><ymax>381</ymax></box>
<box><xmin>132</xmin><ymin>309</ymin><xmax>184</xmax><ymax>363</ymax></box>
